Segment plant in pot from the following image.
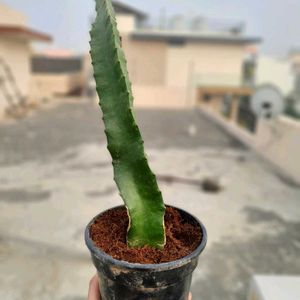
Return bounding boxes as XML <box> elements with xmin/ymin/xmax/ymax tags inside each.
<box><xmin>85</xmin><ymin>0</ymin><xmax>207</xmax><ymax>299</ymax></box>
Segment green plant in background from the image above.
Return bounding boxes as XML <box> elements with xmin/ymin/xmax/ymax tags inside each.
<box><xmin>90</xmin><ymin>0</ymin><xmax>166</xmax><ymax>249</ymax></box>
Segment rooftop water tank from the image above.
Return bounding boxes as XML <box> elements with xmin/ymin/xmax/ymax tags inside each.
<box><xmin>168</xmin><ymin>15</ymin><xmax>186</xmax><ymax>31</ymax></box>
<box><xmin>190</xmin><ymin>16</ymin><xmax>207</xmax><ymax>32</ymax></box>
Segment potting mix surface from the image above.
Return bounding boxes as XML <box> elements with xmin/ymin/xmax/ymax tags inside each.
<box><xmin>90</xmin><ymin>207</ymin><xmax>202</xmax><ymax>264</ymax></box>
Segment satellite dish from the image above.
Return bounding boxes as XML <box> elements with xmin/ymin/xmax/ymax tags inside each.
<box><xmin>250</xmin><ymin>84</ymin><xmax>284</xmax><ymax>119</ymax></box>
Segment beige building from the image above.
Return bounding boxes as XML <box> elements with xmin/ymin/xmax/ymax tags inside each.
<box><xmin>113</xmin><ymin>1</ymin><xmax>261</xmax><ymax>108</ymax></box>
<box><xmin>0</xmin><ymin>3</ymin><xmax>51</xmax><ymax>118</ymax></box>
<box><xmin>31</xmin><ymin>50</ymin><xmax>85</xmax><ymax>99</ymax></box>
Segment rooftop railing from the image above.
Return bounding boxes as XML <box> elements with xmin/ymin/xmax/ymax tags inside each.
<box><xmin>137</xmin><ymin>16</ymin><xmax>245</xmax><ymax>36</ymax></box>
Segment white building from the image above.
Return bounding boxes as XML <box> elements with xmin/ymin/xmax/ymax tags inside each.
<box><xmin>255</xmin><ymin>55</ymin><xmax>294</xmax><ymax>97</ymax></box>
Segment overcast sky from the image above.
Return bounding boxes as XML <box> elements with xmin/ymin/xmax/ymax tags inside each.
<box><xmin>4</xmin><ymin>0</ymin><xmax>300</xmax><ymax>57</ymax></box>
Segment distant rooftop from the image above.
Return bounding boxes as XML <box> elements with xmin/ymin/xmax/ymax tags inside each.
<box><xmin>37</xmin><ymin>49</ymin><xmax>76</xmax><ymax>58</ymax></box>
<box><xmin>112</xmin><ymin>1</ymin><xmax>261</xmax><ymax>45</ymax></box>
<box><xmin>0</xmin><ymin>25</ymin><xmax>52</xmax><ymax>42</ymax></box>
<box><xmin>112</xmin><ymin>1</ymin><xmax>147</xmax><ymax>20</ymax></box>
<box><xmin>132</xmin><ymin>30</ymin><xmax>261</xmax><ymax>45</ymax></box>
<box><xmin>0</xmin><ymin>4</ymin><xmax>51</xmax><ymax>42</ymax></box>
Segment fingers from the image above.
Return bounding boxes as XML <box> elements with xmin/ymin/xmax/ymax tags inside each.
<box><xmin>188</xmin><ymin>292</ymin><xmax>192</xmax><ymax>300</ymax></box>
<box><xmin>88</xmin><ymin>275</ymin><xmax>101</xmax><ymax>300</ymax></box>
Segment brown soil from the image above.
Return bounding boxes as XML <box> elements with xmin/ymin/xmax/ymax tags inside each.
<box><xmin>90</xmin><ymin>206</ymin><xmax>202</xmax><ymax>264</ymax></box>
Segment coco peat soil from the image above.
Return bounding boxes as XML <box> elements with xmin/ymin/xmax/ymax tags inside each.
<box><xmin>90</xmin><ymin>207</ymin><xmax>202</xmax><ymax>264</ymax></box>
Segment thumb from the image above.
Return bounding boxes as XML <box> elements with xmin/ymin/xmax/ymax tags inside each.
<box><xmin>88</xmin><ymin>275</ymin><xmax>101</xmax><ymax>300</ymax></box>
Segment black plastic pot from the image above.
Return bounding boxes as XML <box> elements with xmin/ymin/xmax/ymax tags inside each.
<box><xmin>85</xmin><ymin>206</ymin><xmax>207</xmax><ymax>300</ymax></box>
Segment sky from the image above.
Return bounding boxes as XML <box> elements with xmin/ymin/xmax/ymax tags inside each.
<box><xmin>4</xmin><ymin>0</ymin><xmax>300</xmax><ymax>57</ymax></box>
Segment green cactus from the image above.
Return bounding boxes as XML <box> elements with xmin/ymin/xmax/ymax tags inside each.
<box><xmin>90</xmin><ymin>0</ymin><xmax>166</xmax><ymax>249</ymax></box>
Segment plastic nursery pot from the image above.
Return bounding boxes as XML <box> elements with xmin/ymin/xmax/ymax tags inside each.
<box><xmin>85</xmin><ymin>206</ymin><xmax>207</xmax><ymax>300</ymax></box>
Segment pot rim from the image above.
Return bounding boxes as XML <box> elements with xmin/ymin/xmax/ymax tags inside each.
<box><xmin>85</xmin><ymin>205</ymin><xmax>207</xmax><ymax>270</ymax></box>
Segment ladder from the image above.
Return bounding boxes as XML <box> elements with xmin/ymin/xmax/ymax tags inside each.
<box><xmin>0</xmin><ymin>58</ymin><xmax>26</xmax><ymax>115</ymax></box>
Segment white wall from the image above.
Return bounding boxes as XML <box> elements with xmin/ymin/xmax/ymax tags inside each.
<box><xmin>249</xmin><ymin>275</ymin><xmax>300</xmax><ymax>300</ymax></box>
<box><xmin>255</xmin><ymin>116</ymin><xmax>300</xmax><ymax>184</ymax></box>
<box><xmin>256</xmin><ymin>56</ymin><xmax>294</xmax><ymax>96</ymax></box>
<box><xmin>200</xmin><ymin>105</ymin><xmax>300</xmax><ymax>185</ymax></box>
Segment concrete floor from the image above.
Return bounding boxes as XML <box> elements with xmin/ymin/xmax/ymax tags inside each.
<box><xmin>0</xmin><ymin>99</ymin><xmax>299</xmax><ymax>300</ymax></box>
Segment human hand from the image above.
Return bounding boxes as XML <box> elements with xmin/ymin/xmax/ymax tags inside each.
<box><xmin>88</xmin><ymin>275</ymin><xmax>101</xmax><ymax>300</ymax></box>
<box><xmin>88</xmin><ymin>274</ymin><xmax>192</xmax><ymax>300</ymax></box>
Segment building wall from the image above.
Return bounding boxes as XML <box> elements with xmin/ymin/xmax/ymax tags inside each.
<box><xmin>113</xmin><ymin>10</ymin><xmax>250</xmax><ymax>108</ymax></box>
<box><xmin>117</xmin><ymin>14</ymin><xmax>136</xmax><ymax>33</ymax></box>
<box><xmin>122</xmin><ymin>37</ymin><xmax>168</xmax><ymax>86</ymax></box>
<box><xmin>121</xmin><ymin>37</ymin><xmax>181</xmax><ymax>107</ymax></box>
<box><xmin>0</xmin><ymin>37</ymin><xmax>31</xmax><ymax>117</ymax></box>
<box><xmin>255</xmin><ymin>116</ymin><xmax>300</xmax><ymax>184</ymax></box>
<box><xmin>0</xmin><ymin>4</ymin><xmax>30</xmax><ymax>118</ymax></box>
<box><xmin>199</xmin><ymin>102</ymin><xmax>300</xmax><ymax>185</ymax></box>
<box><xmin>121</xmin><ymin>35</ymin><xmax>246</xmax><ymax>107</ymax></box>
<box><xmin>132</xmin><ymin>85</ymin><xmax>186</xmax><ymax>108</ymax></box>
<box><xmin>256</xmin><ymin>56</ymin><xmax>294</xmax><ymax>96</ymax></box>
<box><xmin>0</xmin><ymin>3</ymin><xmax>27</xmax><ymax>26</ymax></box>
<box><xmin>30</xmin><ymin>72</ymin><xmax>84</xmax><ymax>99</ymax></box>
<box><xmin>166</xmin><ymin>42</ymin><xmax>245</xmax><ymax>89</ymax></box>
